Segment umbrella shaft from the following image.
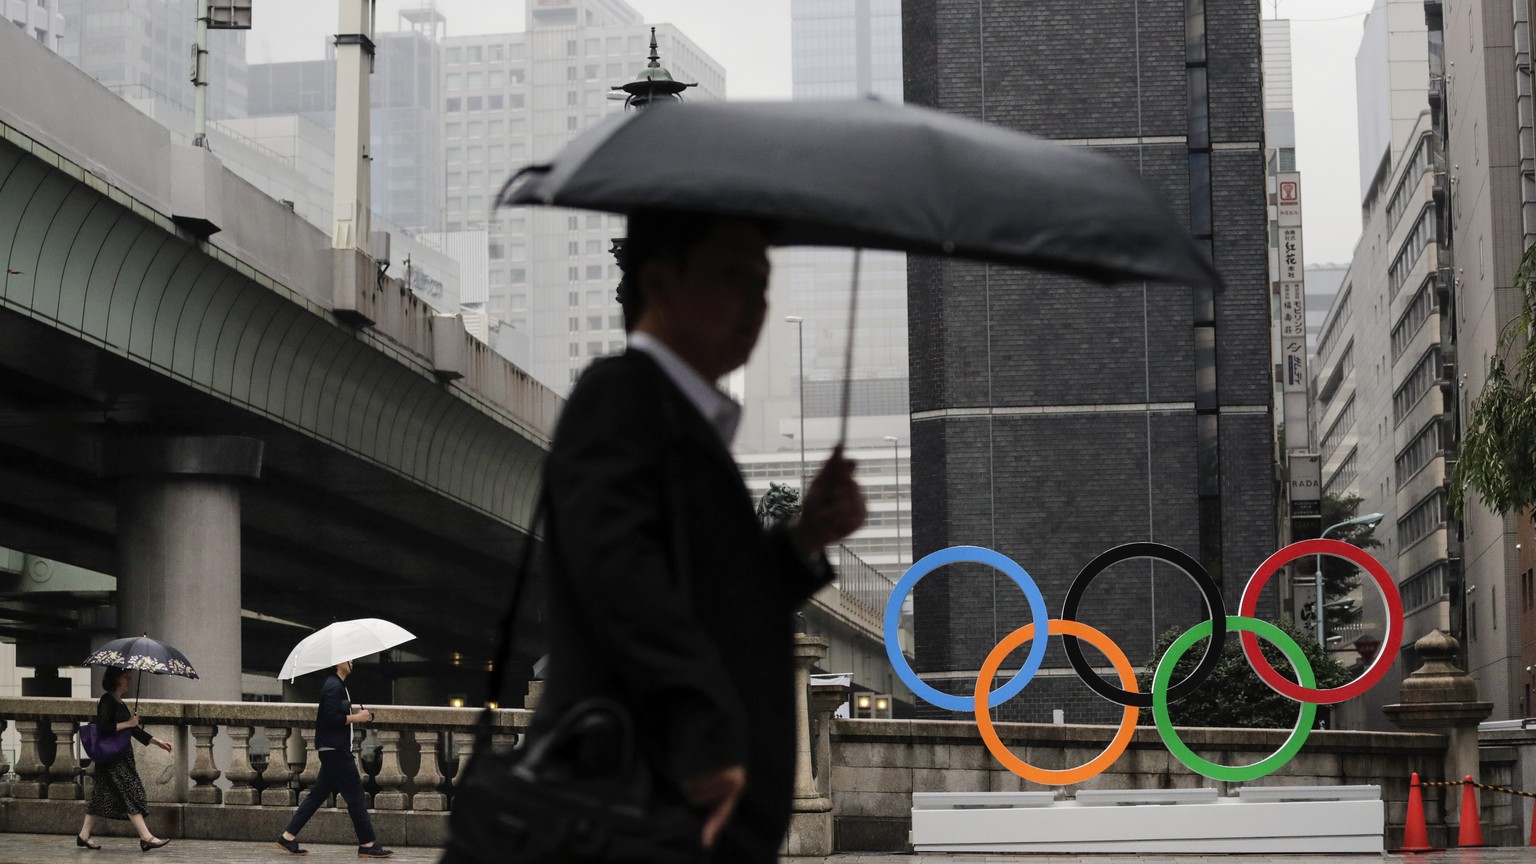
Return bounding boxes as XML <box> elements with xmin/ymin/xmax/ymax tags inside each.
<box><xmin>837</xmin><ymin>249</ymin><xmax>862</xmax><ymax>448</ymax></box>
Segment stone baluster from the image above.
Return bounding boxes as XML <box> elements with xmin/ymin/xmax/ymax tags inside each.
<box><xmin>810</xmin><ymin>679</ymin><xmax>850</xmax><ymax>800</ymax></box>
<box><xmin>47</xmin><ymin>721</ymin><xmax>83</xmax><ymax>800</ymax></box>
<box><xmin>371</xmin><ymin>730</ymin><xmax>409</xmax><ymax>809</ymax></box>
<box><xmin>353</xmin><ymin>737</ymin><xmax>372</xmax><ymax>809</ymax></box>
<box><xmin>10</xmin><ymin>720</ymin><xmax>48</xmax><ymax>798</ymax></box>
<box><xmin>261</xmin><ymin>727</ymin><xmax>295</xmax><ymax>806</ymax></box>
<box><xmin>789</xmin><ymin>636</ymin><xmax>829</xmax><ymax>804</ymax></box>
<box><xmin>296</xmin><ymin>728</ymin><xmax>320</xmax><ymax>790</ymax></box>
<box><xmin>186</xmin><ymin>725</ymin><xmax>222</xmax><ymax>804</ymax></box>
<box><xmin>0</xmin><ymin>718</ymin><xmax>9</xmax><ymax>797</ymax></box>
<box><xmin>782</xmin><ymin>634</ymin><xmax>833</xmax><ymax>858</ymax></box>
<box><xmin>223</xmin><ymin>726</ymin><xmax>261</xmax><ymax>805</ymax></box>
<box><xmin>410</xmin><ymin>729</ymin><xmax>448</xmax><ymax>810</ymax></box>
<box><xmin>451</xmin><ymin>730</ymin><xmax>477</xmax><ymax>787</ymax></box>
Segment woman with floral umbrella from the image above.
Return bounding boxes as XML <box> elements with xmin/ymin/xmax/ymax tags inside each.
<box><xmin>74</xmin><ymin>667</ymin><xmax>174</xmax><ymax>851</ymax></box>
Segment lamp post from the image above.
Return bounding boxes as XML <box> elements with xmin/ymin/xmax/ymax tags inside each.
<box><xmin>1315</xmin><ymin>512</ymin><xmax>1384</xmax><ymax>648</ymax></box>
<box><xmin>785</xmin><ymin>316</ymin><xmax>807</xmax><ymax>491</ymax></box>
<box><xmin>610</xmin><ymin>28</ymin><xmax>698</xmax><ymax>330</ymax></box>
<box><xmin>885</xmin><ymin>435</ymin><xmax>902</xmax><ymax>565</ymax></box>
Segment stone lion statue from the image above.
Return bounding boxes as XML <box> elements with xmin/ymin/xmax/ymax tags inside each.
<box><xmin>755</xmin><ymin>482</ymin><xmax>802</xmax><ymax>528</ymax></box>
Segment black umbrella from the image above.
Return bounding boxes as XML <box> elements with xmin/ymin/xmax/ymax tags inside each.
<box><xmin>84</xmin><ymin>634</ymin><xmax>199</xmax><ymax>709</ymax></box>
<box><xmin>497</xmin><ymin>98</ymin><xmax>1220</xmax><ymax>290</ymax></box>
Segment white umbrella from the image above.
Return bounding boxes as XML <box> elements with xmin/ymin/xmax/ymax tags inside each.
<box><xmin>277</xmin><ymin>618</ymin><xmax>416</xmax><ymax>682</ymax></box>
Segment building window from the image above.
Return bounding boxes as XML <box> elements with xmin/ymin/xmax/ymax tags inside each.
<box><xmin>446</xmin><ymin>97</ymin><xmax>461</xmax><ymax>112</ymax></box>
<box><xmin>567</xmin><ymin>116</ymin><xmax>579</xmax><ymax>131</ymax></box>
<box><xmin>489</xmin><ymin>94</ymin><xmax>504</xmax><ymax>110</ymax></box>
<box><xmin>586</xmin><ymin>265</ymin><xmax>604</xmax><ymax>280</ymax></box>
<box><xmin>468</xmin><ymin>45</ymin><xmax>483</xmax><ymax>63</ymax></box>
<box><xmin>467</xmin><ymin>95</ymin><xmax>483</xmax><ymax>111</ymax></box>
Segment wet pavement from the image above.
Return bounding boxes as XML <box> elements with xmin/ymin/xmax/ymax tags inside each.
<box><xmin>2</xmin><ymin>832</ymin><xmax>1535</xmax><ymax>863</ymax></box>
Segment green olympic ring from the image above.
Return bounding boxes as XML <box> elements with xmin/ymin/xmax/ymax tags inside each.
<box><xmin>1152</xmin><ymin>616</ymin><xmax>1316</xmax><ymax>781</ymax></box>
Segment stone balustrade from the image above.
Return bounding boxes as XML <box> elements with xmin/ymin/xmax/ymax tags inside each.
<box><xmin>0</xmin><ymin>697</ymin><xmax>529</xmax><ymax>846</ymax></box>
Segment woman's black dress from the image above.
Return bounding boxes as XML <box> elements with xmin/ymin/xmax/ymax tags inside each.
<box><xmin>86</xmin><ymin>693</ymin><xmax>153</xmax><ymax>820</ymax></box>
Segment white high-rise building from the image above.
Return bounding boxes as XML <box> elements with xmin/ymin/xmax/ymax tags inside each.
<box><xmin>441</xmin><ymin>0</ymin><xmax>725</xmax><ymax>394</ymax></box>
<box><xmin>5</xmin><ymin>0</ymin><xmax>65</xmax><ymax>50</ymax></box>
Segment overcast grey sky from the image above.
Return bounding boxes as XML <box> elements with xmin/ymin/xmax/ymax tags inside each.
<box><xmin>250</xmin><ymin>0</ymin><xmax>1380</xmax><ymax>267</ymax></box>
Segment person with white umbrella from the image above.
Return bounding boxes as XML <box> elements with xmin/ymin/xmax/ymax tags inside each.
<box><xmin>274</xmin><ymin>619</ymin><xmax>413</xmax><ymax>858</ymax></box>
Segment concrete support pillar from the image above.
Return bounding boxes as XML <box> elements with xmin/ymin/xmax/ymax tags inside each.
<box><xmin>106</xmin><ymin>436</ymin><xmax>262</xmax><ymax>704</ymax></box>
<box><xmin>1384</xmin><ymin>630</ymin><xmax>1494</xmax><ymax>842</ymax></box>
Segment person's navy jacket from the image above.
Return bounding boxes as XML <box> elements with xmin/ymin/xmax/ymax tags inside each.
<box><xmin>530</xmin><ymin>349</ymin><xmax>833</xmax><ymax>862</ymax></box>
<box><xmin>314</xmin><ymin>673</ymin><xmax>353</xmax><ymax>752</ymax></box>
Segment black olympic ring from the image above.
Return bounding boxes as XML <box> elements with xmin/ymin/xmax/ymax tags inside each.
<box><xmin>1060</xmin><ymin>542</ymin><xmax>1227</xmax><ymax>708</ymax></box>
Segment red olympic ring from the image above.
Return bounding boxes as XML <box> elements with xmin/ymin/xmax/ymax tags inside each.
<box><xmin>1237</xmin><ymin>538</ymin><xmax>1403</xmax><ymax>704</ymax></box>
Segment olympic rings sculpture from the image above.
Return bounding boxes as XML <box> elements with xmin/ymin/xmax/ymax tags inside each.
<box><xmin>881</xmin><ymin>539</ymin><xmax>1403</xmax><ymax>783</ymax></box>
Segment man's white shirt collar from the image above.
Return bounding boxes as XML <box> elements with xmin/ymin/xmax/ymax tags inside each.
<box><xmin>628</xmin><ymin>332</ymin><xmax>742</xmax><ymax>444</ymax></box>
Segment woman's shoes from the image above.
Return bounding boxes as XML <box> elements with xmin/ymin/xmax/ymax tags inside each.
<box><xmin>139</xmin><ymin>838</ymin><xmax>170</xmax><ymax>852</ymax></box>
<box><xmin>75</xmin><ymin>835</ymin><xmax>100</xmax><ymax>850</ymax></box>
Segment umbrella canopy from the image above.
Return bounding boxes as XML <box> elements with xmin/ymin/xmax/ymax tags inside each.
<box><xmin>83</xmin><ymin>635</ymin><xmax>198</xmax><ymax>679</ymax></box>
<box><xmin>278</xmin><ymin>618</ymin><xmax>417</xmax><ymax>682</ymax></box>
<box><xmin>498</xmin><ymin>98</ymin><xmax>1219</xmax><ymax>289</ymax></box>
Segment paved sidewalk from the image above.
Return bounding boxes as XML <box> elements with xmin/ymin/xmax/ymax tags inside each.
<box><xmin>3</xmin><ymin>833</ymin><xmax>1536</xmax><ymax>863</ymax></box>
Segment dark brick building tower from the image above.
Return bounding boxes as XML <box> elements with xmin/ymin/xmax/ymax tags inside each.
<box><xmin>902</xmin><ymin>0</ymin><xmax>1276</xmax><ymax>723</ymax></box>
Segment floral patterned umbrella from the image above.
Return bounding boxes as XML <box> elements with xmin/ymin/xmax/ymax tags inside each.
<box><xmin>84</xmin><ymin>635</ymin><xmax>198</xmax><ymax>709</ymax></box>
<box><xmin>83</xmin><ymin>635</ymin><xmax>199</xmax><ymax>679</ymax></box>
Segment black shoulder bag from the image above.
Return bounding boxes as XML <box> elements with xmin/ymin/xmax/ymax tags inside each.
<box><xmin>440</xmin><ymin>385</ymin><xmax>705</xmax><ymax>864</ymax></box>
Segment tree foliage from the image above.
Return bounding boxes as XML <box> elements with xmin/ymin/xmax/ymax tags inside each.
<box><xmin>1136</xmin><ymin>620</ymin><xmax>1352</xmax><ymax>729</ymax></box>
<box><xmin>1300</xmin><ymin>494</ymin><xmax>1382</xmax><ymax>639</ymax></box>
<box><xmin>1451</xmin><ymin>240</ymin><xmax>1536</xmax><ymax>520</ymax></box>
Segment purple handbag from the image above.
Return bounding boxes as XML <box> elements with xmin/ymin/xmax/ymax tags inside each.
<box><xmin>79</xmin><ymin>722</ymin><xmax>132</xmax><ymax>764</ymax></box>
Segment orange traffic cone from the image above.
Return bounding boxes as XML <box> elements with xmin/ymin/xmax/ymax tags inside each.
<box><xmin>1458</xmin><ymin>775</ymin><xmax>1485</xmax><ymax>848</ymax></box>
<box><xmin>1396</xmin><ymin>772</ymin><xmax>1434</xmax><ymax>853</ymax></box>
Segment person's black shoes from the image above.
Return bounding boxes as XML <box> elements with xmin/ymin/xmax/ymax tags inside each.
<box><xmin>276</xmin><ymin>835</ymin><xmax>309</xmax><ymax>856</ymax></box>
<box><xmin>357</xmin><ymin>845</ymin><xmax>394</xmax><ymax>858</ymax></box>
<box><xmin>139</xmin><ymin>838</ymin><xmax>170</xmax><ymax>852</ymax></box>
<box><xmin>75</xmin><ymin>835</ymin><xmax>100</xmax><ymax>849</ymax></box>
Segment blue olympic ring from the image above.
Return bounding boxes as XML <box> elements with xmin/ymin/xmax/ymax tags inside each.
<box><xmin>882</xmin><ymin>546</ymin><xmax>1049</xmax><ymax>711</ymax></box>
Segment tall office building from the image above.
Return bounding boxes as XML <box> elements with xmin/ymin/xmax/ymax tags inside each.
<box><xmin>735</xmin><ymin>0</ymin><xmax>909</xmax><ymax>577</ymax></box>
<box><xmin>1430</xmin><ymin>0</ymin><xmax>1528</xmax><ymax>720</ymax></box>
<box><xmin>903</xmin><ymin>0</ymin><xmax>1276</xmax><ymax>723</ymax></box>
<box><xmin>6</xmin><ymin>0</ymin><xmax>64</xmax><ymax>49</ymax></box>
<box><xmin>247</xmin><ymin>19</ymin><xmax>444</xmax><ymax>233</ymax></box>
<box><xmin>57</xmin><ymin>0</ymin><xmax>246</xmax><ymax>118</ymax></box>
<box><xmin>1312</xmin><ymin>0</ymin><xmax>1446</xmax><ymax>730</ymax></box>
<box><xmin>439</xmin><ymin>0</ymin><xmax>725</xmax><ymax>394</ymax></box>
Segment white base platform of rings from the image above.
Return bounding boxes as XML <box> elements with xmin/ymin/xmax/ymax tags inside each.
<box><xmin>911</xmin><ymin>786</ymin><xmax>1384</xmax><ymax>854</ymax></box>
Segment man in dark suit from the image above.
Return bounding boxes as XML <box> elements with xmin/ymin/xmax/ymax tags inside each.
<box><xmin>277</xmin><ymin>660</ymin><xmax>393</xmax><ymax>858</ymax></box>
<box><xmin>532</xmin><ymin>209</ymin><xmax>867</xmax><ymax>862</ymax></box>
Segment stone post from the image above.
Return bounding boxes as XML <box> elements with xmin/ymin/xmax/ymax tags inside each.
<box><xmin>46</xmin><ymin>721</ymin><xmax>83</xmax><ymax>799</ymax></box>
<box><xmin>782</xmin><ymin>634</ymin><xmax>833</xmax><ymax>858</ymax></box>
<box><xmin>223</xmin><ymin>725</ymin><xmax>261</xmax><ymax>805</ymax></box>
<box><xmin>187</xmin><ymin>725</ymin><xmax>222</xmax><ymax>804</ymax></box>
<box><xmin>1383</xmin><ymin>629</ymin><xmax>1493</xmax><ymax>841</ymax></box>
<box><xmin>372</xmin><ymin>729</ymin><xmax>409</xmax><ymax>809</ymax></box>
<box><xmin>11</xmin><ymin>719</ymin><xmax>48</xmax><ymax>798</ymax></box>
<box><xmin>261</xmin><ymin>727</ymin><xmax>295</xmax><ymax>806</ymax></box>
<box><xmin>410</xmin><ymin>729</ymin><xmax>448</xmax><ymax>810</ymax></box>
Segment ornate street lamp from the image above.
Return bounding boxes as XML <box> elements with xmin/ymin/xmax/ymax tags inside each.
<box><xmin>610</xmin><ymin>28</ymin><xmax>698</xmax><ymax>331</ymax></box>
